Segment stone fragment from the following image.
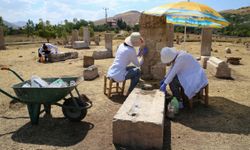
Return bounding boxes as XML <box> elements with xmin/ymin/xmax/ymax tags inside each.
<box><xmin>0</xmin><ymin>26</ymin><xmax>6</xmax><ymax>50</ymax></box>
<box><xmin>113</xmin><ymin>88</ymin><xmax>165</xmax><ymax>149</ymax></box>
<box><xmin>83</xmin><ymin>56</ymin><xmax>94</xmax><ymax>68</ymax></box>
<box><xmin>226</xmin><ymin>56</ymin><xmax>241</xmax><ymax>65</ymax></box>
<box><xmin>207</xmin><ymin>56</ymin><xmax>231</xmax><ymax>78</ymax></box>
<box><xmin>83</xmin><ymin>65</ymin><xmax>99</xmax><ymax>80</ymax></box>
<box><xmin>225</xmin><ymin>47</ymin><xmax>231</xmax><ymax>54</ymax></box>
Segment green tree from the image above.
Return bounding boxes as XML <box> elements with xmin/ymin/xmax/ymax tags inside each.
<box><xmin>25</xmin><ymin>19</ymin><xmax>35</xmax><ymax>37</ymax></box>
<box><xmin>37</xmin><ymin>19</ymin><xmax>56</xmax><ymax>42</ymax></box>
<box><xmin>117</xmin><ymin>18</ymin><xmax>127</xmax><ymax>30</ymax></box>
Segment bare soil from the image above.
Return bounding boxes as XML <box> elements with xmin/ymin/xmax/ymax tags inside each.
<box><xmin>0</xmin><ymin>39</ymin><xmax>250</xmax><ymax>150</ymax></box>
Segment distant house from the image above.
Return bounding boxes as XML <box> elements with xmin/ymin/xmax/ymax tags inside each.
<box><xmin>107</xmin><ymin>19</ymin><xmax>117</xmax><ymax>28</ymax></box>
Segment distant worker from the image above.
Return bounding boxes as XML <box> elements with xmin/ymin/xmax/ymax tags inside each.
<box><xmin>107</xmin><ymin>32</ymin><xmax>146</xmax><ymax>96</ymax></box>
<box><xmin>160</xmin><ymin>47</ymin><xmax>208</xmax><ymax>106</ymax></box>
<box><xmin>38</xmin><ymin>43</ymin><xmax>58</xmax><ymax>62</ymax></box>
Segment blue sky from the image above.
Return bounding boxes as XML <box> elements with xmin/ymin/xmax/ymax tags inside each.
<box><xmin>1</xmin><ymin>0</ymin><xmax>250</xmax><ymax>24</ymax></box>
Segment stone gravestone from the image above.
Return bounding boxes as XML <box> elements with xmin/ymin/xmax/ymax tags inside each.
<box><xmin>83</xmin><ymin>27</ymin><xmax>90</xmax><ymax>45</ymax></box>
<box><xmin>176</xmin><ymin>35</ymin><xmax>180</xmax><ymax>45</ymax></box>
<box><xmin>0</xmin><ymin>26</ymin><xmax>6</xmax><ymax>50</ymax></box>
<box><xmin>113</xmin><ymin>88</ymin><xmax>165</xmax><ymax>149</ymax></box>
<box><xmin>207</xmin><ymin>56</ymin><xmax>231</xmax><ymax>78</ymax></box>
<box><xmin>139</xmin><ymin>14</ymin><xmax>167</xmax><ymax>80</ymax></box>
<box><xmin>83</xmin><ymin>56</ymin><xmax>94</xmax><ymax>68</ymax></box>
<box><xmin>71</xmin><ymin>29</ymin><xmax>78</xmax><ymax>45</ymax></box>
<box><xmin>48</xmin><ymin>52</ymin><xmax>78</xmax><ymax>62</ymax></box>
<box><xmin>94</xmin><ymin>36</ymin><xmax>100</xmax><ymax>45</ymax></box>
<box><xmin>166</xmin><ymin>23</ymin><xmax>174</xmax><ymax>47</ymax></box>
<box><xmin>92</xmin><ymin>33</ymin><xmax>113</xmax><ymax>59</ymax></box>
<box><xmin>200</xmin><ymin>28</ymin><xmax>212</xmax><ymax>68</ymax></box>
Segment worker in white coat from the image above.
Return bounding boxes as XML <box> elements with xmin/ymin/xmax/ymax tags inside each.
<box><xmin>107</xmin><ymin>32</ymin><xmax>146</xmax><ymax>96</ymax></box>
<box><xmin>38</xmin><ymin>43</ymin><xmax>58</xmax><ymax>62</ymax></box>
<box><xmin>160</xmin><ymin>47</ymin><xmax>208</xmax><ymax>105</ymax></box>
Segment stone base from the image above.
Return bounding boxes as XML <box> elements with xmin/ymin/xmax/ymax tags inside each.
<box><xmin>64</xmin><ymin>44</ymin><xmax>72</xmax><ymax>48</ymax></box>
<box><xmin>226</xmin><ymin>56</ymin><xmax>241</xmax><ymax>65</ymax></box>
<box><xmin>200</xmin><ymin>56</ymin><xmax>210</xmax><ymax>69</ymax></box>
<box><xmin>73</xmin><ymin>41</ymin><xmax>89</xmax><ymax>49</ymax></box>
<box><xmin>207</xmin><ymin>57</ymin><xmax>231</xmax><ymax>78</ymax></box>
<box><xmin>83</xmin><ymin>56</ymin><xmax>94</xmax><ymax>68</ymax></box>
<box><xmin>48</xmin><ymin>52</ymin><xmax>78</xmax><ymax>62</ymax></box>
<box><xmin>92</xmin><ymin>49</ymin><xmax>112</xmax><ymax>59</ymax></box>
<box><xmin>83</xmin><ymin>65</ymin><xmax>99</xmax><ymax>80</ymax></box>
<box><xmin>113</xmin><ymin>88</ymin><xmax>165</xmax><ymax>149</ymax></box>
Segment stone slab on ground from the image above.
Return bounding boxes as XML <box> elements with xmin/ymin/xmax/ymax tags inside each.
<box><xmin>92</xmin><ymin>49</ymin><xmax>112</xmax><ymax>59</ymax></box>
<box><xmin>73</xmin><ymin>41</ymin><xmax>89</xmax><ymax>49</ymax></box>
<box><xmin>207</xmin><ymin>56</ymin><xmax>231</xmax><ymax>78</ymax></box>
<box><xmin>48</xmin><ymin>52</ymin><xmax>78</xmax><ymax>62</ymax></box>
<box><xmin>226</xmin><ymin>56</ymin><xmax>241</xmax><ymax>65</ymax></box>
<box><xmin>83</xmin><ymin>56</ymin><xmax>94</xmax><ymax>68</ymax></box>
<box><xmin>113</xmin><ymin>88</ymin><xmax>165</xmax><ymax>149</ymax></box>
<box><xmin>83</xmin><ymin>65</ymin><xmax>99</xmax><ymax>80</ymax></box>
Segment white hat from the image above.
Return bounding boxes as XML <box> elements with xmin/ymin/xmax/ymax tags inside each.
<box><xmin>125</xmin><ymin>32</ymin><xmax>142</xmax><ymax>47</ymax></box>
<box><xmin>161</xmin><ymin>47</ymin><xmax>178</xmax><ymax>64</ymax></box>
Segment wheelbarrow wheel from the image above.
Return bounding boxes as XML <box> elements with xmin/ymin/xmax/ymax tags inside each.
<box><xmin>62</xmin><ymin>98</ymin><xmax>87</xmax><ymax>122</ymax></box>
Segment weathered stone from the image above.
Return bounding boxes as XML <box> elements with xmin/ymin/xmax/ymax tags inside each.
<box><xmin>226</xmin><ymin>56</ymin><xmax>241</xmax><ymax>65</ymax></box>
<box><xmin>48</xmin><ymin>52</ymin><xmax>78</xmax><ymax>62</ymax></box>
<box><xmin>141</xmin><ymin>83</ymin><xmax>154</xmax><ymax>90</ymax></box>
<box><xmin>139</xmin><ymin>14</ymin><xmax>167</xmax><ymax>80</ymax></box>
<box><xmin>105</xmin><ymin>33</ymin><xmax>113</xmax><ymax>52</ymax></box>
<box><xmin>176</xmin><ymin>35</ymin><xmax>180</xmax><ymax>45</ymax></box>
<box><xmin>73</xmin><ymin>41</ymin><xmax>89</xmax><ymax>49</ymax></box>
<box><xmin>83</xmin><ymin>56</ymin><xmax>94</xmax><ymax>68</ymax></box>
<box><xmin>225</xmin><ymin>47</ymin><xmax>231</xmax><ymax>54</ymax></box>
<box><xmin>113</xmin><ymin>88</ymin><xmax>165</xmax><ymax>149</ymax></box>
<box><xmin>200</xmin><ymin>56</ymin><xmax>210</xmax><ymax>69</ymax></box>
<box><xmin>71</xmin><ymin>30</ymin><xmax>78</xmax><ymax>44</ymax></box>
<box><xmin>151</xmin><ymin>63</ymin><xmax>166</xmax><ymax>80</ymax></box>
<box><xmin>207</xmin><ymin>56</ymin><xmax>231</xmax><ymax>78</ymax></box>
<box><xmin>92</xmin><ymin>49</ymin><xmax>112</xmax><ymax>59</ymax></box>
<box><xmin>0</xmin><ymin>26</ymin><xmax>6</xmax><ymax>50</ymax></box>
<box><xmin>201</xmin><ymin>28</ymin><xmax>212</xmax><ymax>56</ymax></box>
<box><xmin>83</xmin><ymin>65</ymin><xmax>99</xmax><ymax>80</ymax></box>
<box><xmin>214</xmin><ymin>49</ymin><xmax>218</xmax><ymax>53</ymax></box>
<box><xmin>166</xmin><ymin>23</ymin><xmax>174</xmax><ymax>47</ymax></box>
<box><xmin>94</xmin><ymin>36</ymin><xmax>100</xmax><ymax>45</ymax></box>
<box><xmin>83</xmin><ymin>27</ymin><xmax>90</xmax><ymax>45</ymax></box>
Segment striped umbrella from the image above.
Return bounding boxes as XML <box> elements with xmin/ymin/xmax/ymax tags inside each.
<box><xmin>143</xmin><ymin>1</ymin><xmax>229</xmax><ymax>43</ymax></box>
<box><xmin>144</xmin><ymin>1</ymin><xmax>229</xmax><ymax>28</ymax></box>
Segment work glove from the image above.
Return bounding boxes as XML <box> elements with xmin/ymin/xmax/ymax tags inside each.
<box><xmin>160</xmin><ymin>83</ymin><xmax>167</xmax><ymax>92</ymax></box>
<box><xmin>137</xmin><ymin>47</ymin><xmax>148</xmax><ymax>57</ymax></box>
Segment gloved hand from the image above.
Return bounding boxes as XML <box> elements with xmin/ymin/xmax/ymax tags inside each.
<box><xmin>160</xmin><ymin>83</ymin><xmax>167</xmax><ymax>92</ymax></box>
<box><xmin>137</xmin><ymin>47</ymin><xmax>148</xmax><ymax>57</ymax></box>
<box><xmin>160</xmin><ymin>78</ymin><xmax>166</xmax><ymax>86</ymax></box>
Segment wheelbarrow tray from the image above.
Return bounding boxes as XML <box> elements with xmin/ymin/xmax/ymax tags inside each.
<box><xmin>12</xmin><ymin>77</ymin><xmax>82</xmax><ymax>104</ymax></box>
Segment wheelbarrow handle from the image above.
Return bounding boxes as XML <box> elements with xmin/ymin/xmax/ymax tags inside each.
<box><xmin>1</xmin><ymin>67</ymin><xmax>25</xmax><ymax>82</ymax></box>
<box><xmin>0</xmin><ymin>88</ymin><xmax>21</xmax><ymax>102</ymax></box>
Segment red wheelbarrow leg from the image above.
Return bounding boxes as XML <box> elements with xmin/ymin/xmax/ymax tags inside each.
<box><xmin>27</xmin><ymin>103</ymin><xmax>41</xmax><ymax>125</ymax></box>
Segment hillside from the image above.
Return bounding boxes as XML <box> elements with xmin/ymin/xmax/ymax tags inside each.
<box><xmin>221</xmin><ymin>6</ymin><xmax>250</xmax><ymax>15</ymax></box>
<box><xmin>94</xmin><ymin>10</ymin><xmax>141</xmax><ymax>26</ymax></box>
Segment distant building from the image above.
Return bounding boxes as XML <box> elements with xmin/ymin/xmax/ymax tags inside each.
<box><xmin>107</xmin><ymin>19</ymin><xmax>117</xmax><ymax>28</ymax></box>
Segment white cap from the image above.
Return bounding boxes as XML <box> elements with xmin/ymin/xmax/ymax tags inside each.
<box><xmin>125</xmin><ymin>32</ymin><xmax>142</xmax><ymax>47</ymax></box>
<box><xmin>161</xmin><ymin>47</ymin><xmax>178</xmax><ymax>64</ymax></box>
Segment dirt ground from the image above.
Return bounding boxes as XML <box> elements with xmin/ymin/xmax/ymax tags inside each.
<box><xmin>0</xmin><ymin>38</ymin><xmax>250</xmax><ymax>150</ymax></box>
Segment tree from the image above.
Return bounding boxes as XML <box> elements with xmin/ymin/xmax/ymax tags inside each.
<box><xmin>25</xmin><ymin>19</ymin><xmax>35</xmax><ymax>37</ymax></box>
<box><xmin>117</xmin><ymin>18</ymin><xmax>127</xmax><ymax>30</ymax></box>
<box><xmin>37</xmin><ymin>19</ymin><xmax>56</xmax><ymax>42</ymax></box>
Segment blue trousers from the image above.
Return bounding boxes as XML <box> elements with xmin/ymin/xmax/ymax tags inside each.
<box><xmin>169</xmin><ymin>75</ymin><xmax>182</xmax><ymax>101</ymax></box>
<box><xmin>125</xmin><ymin>66</ymin><xmax>141</xmax><ymax>93</ymax></box>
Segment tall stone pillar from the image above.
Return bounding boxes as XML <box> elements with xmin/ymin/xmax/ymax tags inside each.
<box><xmin>139</xmin><ymin>14</ymin><xmax>167</xmax><ymax>80</ymax></box>
<box><xmin>0</xmin><ymin>26</ymin><xmax>6</xmax><ymax>50</ymax></box>
<box><xmin>200</xmin><ymin>28</ymin><xmax>212</xmax><ymax>68</ymax></box>
<box><xmin>71</xmin><ymin>29</ymin><xmax>78</xmax><ymax>44</ymax></box>
<box><xmin>83</xmin><ymin>27</ymin><xmax>90</xmax><ymax>45</ymax></box>
<box><xmin>105</xmin><ymin>33</ymin><xmax>112</xmax><ymax>53</ymax></box>
<box><xmin>166</xmin><ymin>23</ymin><xmax>174</xmax><ymax>47</ymax></box>
<box><xmin>201</xmin><ymin>28</ymin><xmax>212</xmax><ymax>56</ymax></box>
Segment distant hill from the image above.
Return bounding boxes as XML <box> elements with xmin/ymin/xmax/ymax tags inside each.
<box><xmin>3</xmin><ymin>20</ymin><xmax>20</xmax><ymax>29</ymax></box>
<box><xmin>221</xmin><ymin>6</ymin><xmax>250</xmax><ymax>15</ymax></box>
<box><xmin>13</xmin><ymin>21</ymin><xmax>26</xmax><ymax>27</ymax></box>
<box><xmin>94</xmin><ymin>10</ymin><xmax>141</xmax><ymax>26</ymax></box>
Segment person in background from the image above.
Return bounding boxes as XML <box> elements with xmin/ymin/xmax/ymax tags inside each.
<box><xmin>38</xmin><ymin>43</ymin><xmax>58</xmax><ymax>62</ymax></box>
<box><xmin>159</xmin><ymin>47</ymin><xmax>208</xmax><ymax>107</ymax></box>
<box><xmin>107</xmin><ymin>32</ymin><xmax>146</xmax><ymax>96</ymax></box>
